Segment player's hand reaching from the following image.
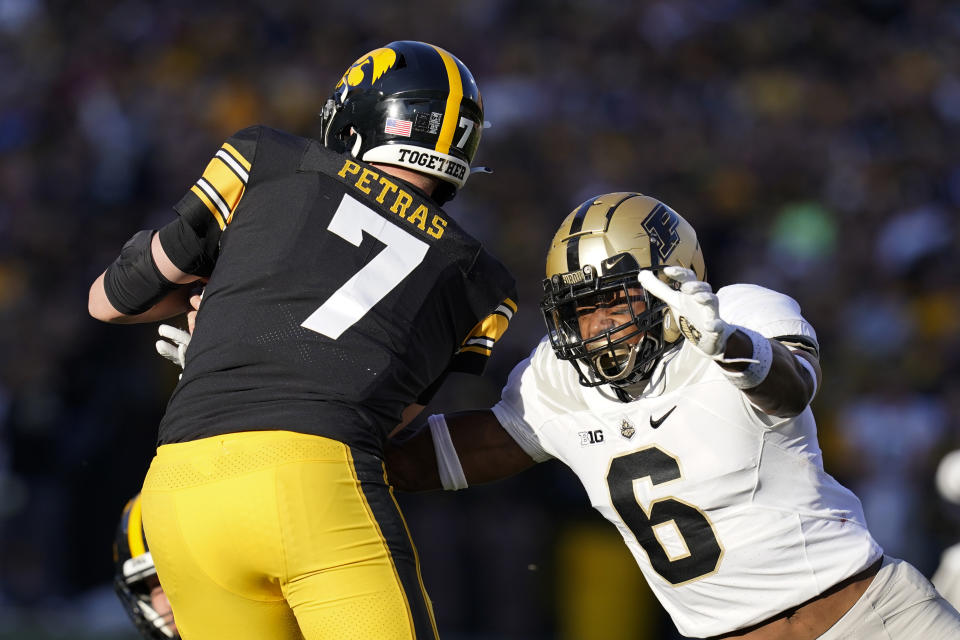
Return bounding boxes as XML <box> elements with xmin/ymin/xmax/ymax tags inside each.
<box><xmin>155</xmin><ymin>289</ymin><xmax>202</xmax><ymax>371</ymax></box>
<box><xmin>185</xmin><ymin>292</ymin><xmax>201</xmax><ymax>334</ymax></box>
<box><xmin>156</xmin><ymin>324</ymin><xmax>190</xmax><ymax>370</ymax></box>
<box><xmin>638</xmin><ymin>266</ymin><xmax>736</xmax><ymax>359</ymax></box>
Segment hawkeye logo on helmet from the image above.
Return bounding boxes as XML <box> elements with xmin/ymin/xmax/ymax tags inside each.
<box><xmin>336</xmin><ymin>47</ymin><xmax>398</xmax><ymax>96</ymax></box>
<box><xmin>396</xmin><ymin>148</ymin><xmax>467</xmax><ymax>181</ymax></box>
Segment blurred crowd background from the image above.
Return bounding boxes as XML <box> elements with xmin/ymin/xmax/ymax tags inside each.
<box><xmin>2</xmin><ymin>0</ymin><xmax>960</xmax><ymax>638</ymax></box>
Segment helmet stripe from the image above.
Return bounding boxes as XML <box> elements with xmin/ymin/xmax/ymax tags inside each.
<box><xmin>127</xmin><ymin>494</ymin><xmax>147</xmax><ymax>558</ymax></box>
<box><xmin>430</xmin><ymin>45</ymin><xmax>464</xmax><ymax>155</ymax></box>
<box><xmin>603</xmin><ymin>192</ymin><xmax>642</xmax><ymax>229</ymax></box>
<box><xmin>566</xmin><ymin>193</ymin><xmax>639</xmax><ymax>274</ymax></box>
<box><xmin>565</xmin><ymin>198</ymin><xmax>594</xmax><ymax>271</ymax></box>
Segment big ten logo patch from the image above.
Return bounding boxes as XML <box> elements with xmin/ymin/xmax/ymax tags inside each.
<box><xmin>579</xmin><ymin>429</ymin><xmax>604</xmax><ymax>446</ymax></box>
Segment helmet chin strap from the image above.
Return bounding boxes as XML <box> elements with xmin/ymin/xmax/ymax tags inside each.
<box><xmin>591</xmin><ymin>332</ymin><xmax>666</xmax><ymax>397</ymax></box>
<box><xmin>350</xmin><ymin>132</ymin><xmax>363</xmax><ymax>157</ymax></box>
<box><xmin>592</xmin><ymin>341</ymin><xmax>641</xmax><ymax>382</ymax></box>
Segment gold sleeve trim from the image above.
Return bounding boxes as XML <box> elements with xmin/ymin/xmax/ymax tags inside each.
<box><xmin>190</xmin><ymin>184</ymin><xmax>227</xmax><ymax>230</ymax></box>
<box><xmin>221</xmin><ymin>142</ymin><xmax>252</xmax><ymax>172</ymax></box>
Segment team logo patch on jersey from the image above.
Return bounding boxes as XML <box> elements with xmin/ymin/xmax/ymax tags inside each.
<box><xmin>620</xmin><ymin>418</ymin><xmax>636</xmax><ymax>439</ymax></box>
<box><xmin>578</xmin><ymin>429</ymin><xmax>604</xmax><ymax>446</ymax></box>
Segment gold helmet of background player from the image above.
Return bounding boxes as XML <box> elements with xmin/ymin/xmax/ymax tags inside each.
<box><xmin>113</xmin><ymin>494</ymin><xmax>179</xmax><ymax>639</ymax></box>
<box><xmin>540</xmin><ymin>192</ymin><xmax>705</xmax><ymax>392</ymax></box>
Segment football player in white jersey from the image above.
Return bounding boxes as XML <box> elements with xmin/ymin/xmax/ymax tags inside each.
<box><xmin>383</xmin><ymin>193</ymin><xmax>960</xmax><ymax>639</ymax></box>
<box><xmin>932</xmin><ymin>449</ymin><xmax>960</xmax><ymax>611</ymax></box>
<box><xmin>156</xmin><ymin>193</ymin><xmax>960</xmax><ymax>638</ymax></box>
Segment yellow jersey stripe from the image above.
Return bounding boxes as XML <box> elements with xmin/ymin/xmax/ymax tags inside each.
<box><xmin>431</xmin><ymin>45</ymin><xmax>463</xmax><ymax>155</ymax></box>
<box><xmin>457</xmin><ymin>297</ymin><xmax>516</xmax><ymax>356</ymax></box>
<box><xmin>127</xmin><ymin>495</ymin><xmax>147</xmax><ymax>558</ymax></box>
<box><xmin>190</xmin><ymin>184</ymin><xmax>227</xmax><ymax>230</ymax></box>
<box><xmin>463</xmin><ymin>312</ymin><xmax>511</xmax><ymax>344</ymax></box>
<box><xmin>221</xmin><ymin>142</ymin><xmax>252</xmax><ymax>172</ymax></box>
<box><xmin>202</xmin><ymin>157</ymin><xmax>246</xmax><ymax>214</ymax></box>
<box><xmin>216</xmin><ymin>149</ymin><xmax>249</xmax><ymax>182</ymax></box>
<box><xmin>196</xmin><ymin>179</ymin><xmax>230</xmax><ymax>221</ymax></box>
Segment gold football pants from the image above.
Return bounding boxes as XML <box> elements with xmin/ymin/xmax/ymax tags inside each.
<box><xmin>140</xmin><ymin>430</ymin><xmax>438</xmax><ymax>640</ymax></box>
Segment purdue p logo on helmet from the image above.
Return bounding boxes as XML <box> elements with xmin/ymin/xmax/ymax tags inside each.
<box><xmin>540</xmin><ymin>192</ymin><xmax>705</xmax><ymax>392</ymax></box>
<box><xmin>319</xmin><ymin>40</ymin><xmax>484</xmax><ymax>203</ymax></box>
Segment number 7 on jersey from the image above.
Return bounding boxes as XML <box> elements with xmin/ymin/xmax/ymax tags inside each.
<box><xmin>301</xmin><ymin>194</ymin><xmax>429</xmax><ymax>339</ymax></box>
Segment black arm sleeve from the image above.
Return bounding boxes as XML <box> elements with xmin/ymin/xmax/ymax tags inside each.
<box><xmin>103</xmin><ymin>230</ymin><xmax>179</xmax><ymax>315</ymax></box>
<box><xmin>157</xmin><ymin>213</ymin><xmax>218</xmax><ymax>277</ymax></box>
<box><xmin>158</xmin><ymin>126</ymin><xmax>261</xmax><ymax>276</ymax></box>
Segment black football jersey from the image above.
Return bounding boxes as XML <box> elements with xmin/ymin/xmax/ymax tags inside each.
<box><xmin>156</xmin><ymin>126</ymin><xmax>517</xmax><ymax>456</ymax></box>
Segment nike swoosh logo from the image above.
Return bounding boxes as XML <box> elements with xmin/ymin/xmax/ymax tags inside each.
<box><xmin>649</xmin><ymin>406</ymin><xmax>677</xmax><ymax>429</ymax></box>
<box><xmin>602</xmin><ymin>255</ymin><xmax>626</xmax><ymax>271</ymax></box>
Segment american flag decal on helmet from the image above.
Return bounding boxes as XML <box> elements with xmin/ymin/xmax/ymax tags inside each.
<box><xmin>384</xmin><ymin>118</ymin><xmax>413</xmax><ymax>137</ymax></box>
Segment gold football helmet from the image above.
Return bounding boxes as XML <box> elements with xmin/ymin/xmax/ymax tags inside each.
<box><xmin>540</xmin><ymin>192</ymin><xmax>705</xmax><ymax>392</ymax></box>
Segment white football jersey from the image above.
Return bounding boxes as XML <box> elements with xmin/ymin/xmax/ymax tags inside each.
<box><xmin>933</xmin><ymin>542</ymin><xmax>960</xmax><ymax>612</ymax></box>
<box><xmin>493</xmin><ymin>284</ymin><xmax>883</xmax><ymax>638</ymax></box>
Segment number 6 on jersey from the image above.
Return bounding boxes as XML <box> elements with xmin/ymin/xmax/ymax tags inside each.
<box><xmin>302</xmin><ymin>194</ymin><xmax>429</xmax><ymax>339</ymax></box>
<box><xmin>607</xmin><ymin>447</ymin><xmax>723</xmax><ymax>585</ymax></box>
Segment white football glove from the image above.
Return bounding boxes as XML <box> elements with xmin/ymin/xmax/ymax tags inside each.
<box><xmin>156</xmin><ymin>324</ymin><xmax>191</xmax><ymax>370</ymax></box>
<box><xmin>637</xmin><ymin>266</ymin><xmax>737</xmax><ymax>359</ymax></box>
<box><xmin>937</xmin><ymin>450</ymin><xmax>960</xmax><ymax>505</ymax></box>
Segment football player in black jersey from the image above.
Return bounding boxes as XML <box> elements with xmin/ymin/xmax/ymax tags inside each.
<box><xmin>89</xmin><ymin>41</ymin><xmax>517</xmax><ymax>640</ymax></box>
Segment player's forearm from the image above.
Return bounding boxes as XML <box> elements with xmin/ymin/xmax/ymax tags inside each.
<box><xmin>89</xmin><ymin>273</ymin><xmax>193</xmax><ymax>324</ymax></box>
<box><xmin>88</xmin><ymin>271</ymin><xmax>122</xmax><ymax>321</ymax></box>
<box><xmin>89</xmin><ymin>230</ymin><xmax>199</xmax><ymax>324</ymax></box>
<box><xmin>448</xmin><ymin>410</ymin><xmax>537</xmax><ymax>484</ymax></box>
<box><xmin>718</xmin><ymin>329</ymin><xmax>818</xmax><ymax>417</ymax></box>
<box><xmin>385</xmin><ymin>427</ymin><xmax>443</xmax><ymax>492</ymax></box>
<box><xmin>385</xmin><ymin>410</ymin><xmax>537</xmax><ymax>492</ymax></box>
